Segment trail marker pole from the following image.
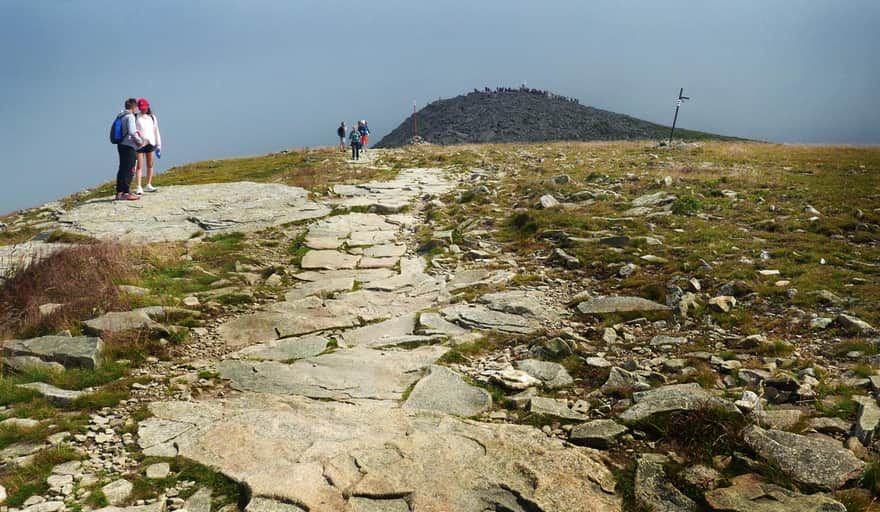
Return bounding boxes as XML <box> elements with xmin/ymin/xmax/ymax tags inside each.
<box><xmin>668</xmin><ymin>88</ymin><xmax>690</xmax><ymax>145</ymax></box>
<box><xmin>412</xmin><ymin>100</ymin><xmax>418</xmax><ymax>139</ymax></box>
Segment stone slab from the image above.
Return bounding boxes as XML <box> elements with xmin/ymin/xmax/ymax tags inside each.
<box><xmin>404</xmin><ymin>365</ymin><xmax>492</xmax><ymax>417</ymax></box>
<box><xmin>2</xmin><ymin>335</ymin><xmax>104</xmax><ymax>369</ymax></box>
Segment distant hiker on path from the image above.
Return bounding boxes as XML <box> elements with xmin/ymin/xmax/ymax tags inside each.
<box><xmin>337</xmin><ymin>122</ymin><xmax>347</xmax><ymax>151</ymax></box>
<box><xmin>134</xmin><ymin>98</ymin><xmax>162</xmax><ymax>195</ymax></box>
<box><xmin>349</xmin><ymin>126</ymin><xmax>362</xmax><ymax>160</ymax></box>
<box><xmin>112</xmin><ymin>98</ymin><xmax>144</xmax><ymax>201</ymax></box>
<box><xmin>358</xmin><ymin>120</ymin><xmax>369</xmax><ymax>152</ymax></box>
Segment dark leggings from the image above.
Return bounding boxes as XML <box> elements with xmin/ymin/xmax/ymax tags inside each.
<box><xmin>351</xmin><ymin>142</ymin><xmax>360</xmax><ymax>160</ymax></box>
<box><xmin>116</xmin><ymin>144</ymin><xmax>136</xmax><ymax>194</ymax></box>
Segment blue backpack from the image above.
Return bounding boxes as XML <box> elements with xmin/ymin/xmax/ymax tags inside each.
<box><xmin>109</xmin><ymin>113</ymin><xmax>128</xmax><ymax>144</ymax></box>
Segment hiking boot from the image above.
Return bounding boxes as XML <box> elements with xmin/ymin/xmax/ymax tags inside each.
<box><xmin>135</xmin><ymin>186</ymin><xmax>144</xmax><ymax>195</ymax></box>
<box><xmin>118</xmin><ymin>192</ymin><xmax>140</xmax><ymax>201</ymax></box>
<box><xmin>145</xmin><ymin>184</ymin><xmax>157</xmax><ymax>192</ymax></box>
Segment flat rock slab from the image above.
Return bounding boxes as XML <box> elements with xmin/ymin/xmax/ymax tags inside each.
<box><xmin>635</xmin><ymin>454</ymin><xmax>696</xmax><ymax>512</ymax></box>
<box><xmin>362</xmin><ymin>244</ymin><xmax>407</xmax><ymax>258</ymax></box>
<box><xmin>245</xmin><ymin>498</ymin><xmax>305</xmax><ymax>512</ymax></box>
<box><xmin>576</xmin><ymin>296</ymin><xmax>671</xmax><ymax>317</ymax></box>
<box><xmin>293</xmin><ymin>269</ymin><xmax>396</xmax><ymax>284</ymax></box>
<box><xmin>478</xmin><ymin>290</ymin><xmax>556</xmax><ymax>320</ymax></box>
<box><xmin>4</xmin><ymin>355</ymin><xmax>66</xmax><ymax>373</ymax></box>
<box><xmin>404</xmin><ymin>365</ymin><xmax>492</xmax><ymax>417</ymax></box>
<box><xmin>300</xmin><ymin>250</ymin><xmax>361</xmax><ymax>270</ymax></box>
<box><xmin>16</xmin><ymin>382</ymin><xmax>85</xmax><ymax>406</ymax></box>
<box><xmin>341</xmin><ymin>314</ymin><xmax>417</xmax><ymax>348</ymax></box>
<box><xmin>284</xmin><ymin>277</ymin><xmax>354</xmax><ymax>301</ymax></box>
<box><xmin>358</xmin><ymin>256</ymin><xmax>399</xmax><ymax>269</ymax></box>
<box><xmin>0</xmin><ymin>242</ymin><xmax>72</xmax><ymax>279</ymax></box>
<box><xmin>619</xmin><ymin>383</ymin><xmax>736</xmax><ymax>424</ymax></box>
<box><xmin>83</xmin><ymin>308</ymin><xmax>166</xmax><ymax>336</ymax></box>
<box><xmin>569</xmin><ymin>420</ymin><xmax>628</xmax><ymax>449</ymax></box>
<box><xmin>704</xmin><ymin>473</ymin><xmax>846</xmax><ymax>512</ymax></box>
<box><xmin>442</xmin><ymin>304</ymin><xmax>539</xmax><ymax>334</ymax></box>
<box><xmin>447</xmin><ymin>269</ymin><xmax>515</xmax><ymax>292</ymax></box>
<box><xmin>232</xmin><ymin>335</ymin><xmax>330</xmax><ymax>361</ymax></box>
<box><xmin>743</xmin><ymin>425</ymin><xmax>864</xmax><ymax>490</ymax></box>
<box><xmin>140</xmin><ymin>394</ymin><xmax>620</xmax><ymax>512</ymax></box>
<box><xmin>57</xmin><ymin>182</ymin><xmax>331</xmax><ymax>242</ymax></box>
<box><xmin>530</xmin><ymin>397</ymin><xmax>590</xmax><ymax>421</ymax></box>
<box><xmin>515</xmin><ymin>359</ymin><xmax>573</xmax><ymax>389</ymax></box>
<box><xmin>218</xmin><ymin>346</ymin><xmax>449</xmax><ymax>401</ymax></box>
<box><xmin>2</xmin><ymin>335</ymin><xmax>104</xmax><ymax>369</ymax></box>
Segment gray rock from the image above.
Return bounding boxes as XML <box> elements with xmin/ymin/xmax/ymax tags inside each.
<box><xmin>22</xmin><ymin>501</ymin><xmax>65</xmax><ymax>512</ymax></box>
<box><xmin>569</xmin><ymin>420</ymin><xmax>628</xmax><ymax>449</ymax></box>
<box><xmin>554</xmin><ymin>248</ymin><xmax>581</xmax><ymax>269</ymax></box>
<box><xmin>809</xmin><ymin>417</ymin><xmax>851</xmax><ymax>435</ymax></box>
<box><xmin>743</xmin><ymin>425</ymin><xmax>865</xmax><ymax>489</ymax></box>
<box><xmin>341</xmin><ymin>314</ymin><xmax>417</xmax><ymax>348</ymax></box>
<box><xmin>704</xmin><ymin>473</ymin><xmax>845</xmax><ymax>512</ymax></box>
<box><xmin>349</xmin><ymin>497</ymin><xmax>410</xmax><ymax>512</ymax></box>
<box><xmin>118</xmin><ymin>285</ymin><xmax>150</xmax><ymax>296</ymax></box>
<box><xmin>16</xmin><ymin>382</ymin><xmax>85</xmax><ymax>406</ymax></box>
<box><xmin>490</xmin><ymin>368</ymin><xmax>542</xmax><ymax>390</ymax></box>
<box><xmin>404</xmin><ymin>365</ymin><xmax>492</xmax><ymax>417</ymax></box>
<box><xmin>854</xmin><ymin>395</ymin><xmax>880</xmax><ymax>445</ymax></box>
<box><xmin>836</xmin><ymin>314</ymin><xmax>876</xmax><ymax>335</ymax></box>
<box><xmin>51</xmin><ymin>460</ymin><xmax>82</xmax><ymax>475</ymax></box>
<box><xmin>477</xmin><ymin>290</ymin><xmax>557</xmax><ymax>320</ymax></box>
<box><xmin>634</xmin><ymin>454</ymin><xmax>697</xmax><ymax>512</ymax></box>
<box><xmin>300</xmin><ymin>250</ymin><xmax>361</xmax><ymax>270</ymax></box>
<box><xmin>632</xmin><ymin>191</ymin><xmax>676</xmax><ymax>208</ymax></box>
<box><xmin>245</xmin><ymin>497</ymin><xmax>305</xmax><ymax>512</ymax></box>
<box><xmin>756</xmin><ymin>409</ymin><xmax>803</xmax><ymax>430</ymax></box>
<box><xmin>600</xmin><ymin>366</ymin><xmax>651</xmax><ymax>395</ymax></box>
<box><xmin>83</xmin><ymin>307</ymin><xmax>172</xmax><ymax>336</ymax></box>
<box><xmin>619</xmin><ymin>383</ymin><xmax>737</xmax><ymax>423</ymax></box>
<box><xmin>284</xmin><ymin>277</ymin><xmax>354</xmax><ymax>301</ymax></box>
<box><xmin>184</xmin><ymin>487</ymin><xmax>212</xmax><ymax>512</ymax></box>
<box><xmin>3</xmin><ymin>355</ymin><xmax>66</xmax><ymax>374</ymax></box>
<box><xmin>218</xmin><ymin>346</ymin><xmax>448</xmax><ymax>401</ymax></box>
<box><xmin>529</xmin><ymin>397</ymin><xmax>590</xmax><ymax>421</ymax></box>
<box><xmin>649</xmin><ymin>335</ymin><xmax>688</xmax><ymax>347</ymax></box>
<box><xmin>0</xmin><ymin>417</ymin><xmax>40</xmax><ymax>429</ymax></box>
<box><xmin>2</xmin><ymin>335</ymin><xmax>104</xmax><ymax>369</ymax></box>
<box><xmin>94</xmin><ymin>501</ymin><xmax>166</xmax><ymax>512</ymax></box>
<box><xmin>142</xmin><ymin>395</ymin><xmax>621</xmax><ymax>511</ymax></box>
<box><xmin>58</xmin><ymin>182</ymin><xmax>331</xmax><ymax>242</ymax></box>
<box><xmin>102</xmin><ymin>478</ymin><xmax>134</xmax><ymax>506</ymax></box>
<box><xmin>233</xmin><ymin>335</ymin><xmax>330</xmax><ymax>361</ymax></box>
<box><xmin>576</xmin><ymin>296</ymin><xmax>671</xmax><ymax>317</ymax></box>
<box><xmin>442</xmin><ymin>304</ymin><xmax>539</xmax><ymax>334</ymax></box>
<box><xmin>145</xmin><ymin>462</ymin><xmax>171</xmax><ymax>480</ymax></box>
<box><xmin>678</xmin><ymin>464</ymin><xmax>721</xmax><ymax>490</ymax></box>
<box><xmin>708</xmin><ymin>295</ymin><xmax>736</xmax><ymax>313</ymax></box>
<box><xmin>539</xmin><ymin>194</ymin><xmax>560</xmax><ymax>209</ymax></box>
<box><xmin>515</xmin><ymin>359</ymin><xmax>573</xmax><ymax>389</ymax></box>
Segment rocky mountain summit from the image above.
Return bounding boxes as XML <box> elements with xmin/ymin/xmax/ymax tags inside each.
<box><xmin>376</xmin><ymin>88</ymin><xmax>737</xmax><ymax>147</ymax></box>
<box><xmin>0</xmin><ymin>141</ymin><xmax>878</xmax><ymax>511</ymax></box>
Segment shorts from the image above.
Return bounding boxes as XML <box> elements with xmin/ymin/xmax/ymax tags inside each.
<box><xmin>360</xmin><ymin>135</ymin><xmax>368</xmax><ymax>145</ymax></box>
<box><xmin>137</xmin><ymin>144</ymin><xmax>156</xmax><ymax>154</ymax></box>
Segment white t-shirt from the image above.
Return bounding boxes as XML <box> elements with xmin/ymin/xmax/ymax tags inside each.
<box><xmin>136</xmin><ymin>113</ymin><xmax>162</xmax><ymax>147</ymax></box>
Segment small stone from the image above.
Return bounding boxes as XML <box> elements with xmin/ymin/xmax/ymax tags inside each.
<box><xmin>539</xmin><ymin>195</ymin><xmax>560</xmax><ymax>209</ymax></box>
<box><xmin>0</xmin><ymin>418</ymin><xmax>40</xmax><ymax>429</ymax></box>
<box><xmin>529</xmin><ymin>397</ymin><xmax>589</xmax><ymax>421</ymax></box>
<box><xmin>146</xmin><ymin>462</ymin><xmax>171</xmax><ymax>480</ymax></box>
<box><xmin>491</xmin><ymin>368</ymin><xmax>542</xmax><ymax>390</ymax></box>
<box><xmin>679</xmin><ymin>464</ymin><xmax>722</xmax><ymax>490</ymax></box>
<box><xmin>854</xmin><ymin>396</ymin><xmax>880</xmax><ymax>445</ymax></box>
<box><xmin>601</xmin><ymin>328</ymin><xmax>618</xmax><ymax>344</ymax></box>
<box><xmin>182</xmin><ymin>296</ymin><xmax>200</xmax><ymax>307</ymax></box>
<box><xmin>569</xmin><ymin>420</ymin><xmax>628</xmax><ymax>449</ymax></box>
<box><xmin>618</xmin><ymin>263</ymin><xmax>638</xmax><ymax>277</ymax></box>
<box><xmin>102</xmin><ymin>478</ymin><xmax>133</xmax><ymax>505</ymax></box>
<box><xmin>635</xmin><ymin>454</ymin><xmax>697</xmax><ymax>512</ymax></box>
<box><xmin>734</xmin><ymin>390</ymin><xmax>761</xmax><ymax>414</ymax></box>
<box><xmin>708</xmin><ymin>296</ymin><xmax>736</xmax><ymax>313</ymax></box>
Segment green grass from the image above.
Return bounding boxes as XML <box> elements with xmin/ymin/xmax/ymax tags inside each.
<box><xmin>287</xmin><ymin>232</ymin><xmax>309</xmax><ymax>266</ymax></box>
<box><xmin>0</xmin><ymin>446</ymin><xmax>79</xmax><ymax>506</ymax></box>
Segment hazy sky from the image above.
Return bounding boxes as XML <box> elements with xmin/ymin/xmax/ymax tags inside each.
<box><xmin>1</xmin><ymin>0</ymin><xmax>878</xmax><ymax>214</ymax></box>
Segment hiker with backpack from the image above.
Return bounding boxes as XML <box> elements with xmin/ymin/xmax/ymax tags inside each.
<box><xmin>349</xmin><ymin>126</ymin><xmax>362</xmax><ymax>160</ymax></box>
<box><xmin>134</xmin><ymin>98</ymin><xmax>162</xmax><ymax>195</ymax></box>
<box><xmin>337</xmin><ymin>122</ymin><xmax>347</xmax><ymax>152</ymax></box>
<box><xmin>110</xmin><ymin>98</ymin><xmax>145</xmax><ymax>201</ymax></box>
<box><xmin>358</xmin><ymin>120</ymin><xmax>370</xmax><ymax>152</ymax></box>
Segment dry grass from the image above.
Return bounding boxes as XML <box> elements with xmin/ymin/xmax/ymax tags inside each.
<box><xmin>0</xmin><ymin>242</ymin><xmax>138</xmax><ymax>338</ymax></box>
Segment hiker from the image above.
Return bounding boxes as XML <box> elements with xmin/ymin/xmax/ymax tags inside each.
<box><xmin>134</xmin><ymin>98</ymin><xmax>162</xmax><ymax>195</ymax></box>
<box><xmin>358</xmin><ymin>120</ymin><xmax>369</xmax><ymax>152</ymax></box>
<box><xmin>349</xmin><ymin>126</ymin><xmax>361</xmax><ymax>160</ymax></box>
<box><xmin>113</xmin><ymin>98</ymin><xmax>144</xmax><ymax>201</ymax></box>
<box><xmin>337</xmin><ymin>122</ymin><xmax>347</xmax><ymax>151</ymax></box>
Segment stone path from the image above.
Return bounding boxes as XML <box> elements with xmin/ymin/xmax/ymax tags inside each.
<box><xmin>136</xmin><ymin>163</ymin><xmax>618</xmax><ymax>511</ymax></box>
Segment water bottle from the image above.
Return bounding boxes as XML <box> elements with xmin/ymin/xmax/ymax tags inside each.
<box><xmin>155</xmin><ymin>148</ymin><xmax>161</xmax><ymax>159</ymax></box>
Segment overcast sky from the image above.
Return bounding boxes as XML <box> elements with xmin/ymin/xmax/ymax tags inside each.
<box><xmin>1</xmin><ymin>0</ymin><xmax>878</xmax><ymax>214</ymax></box>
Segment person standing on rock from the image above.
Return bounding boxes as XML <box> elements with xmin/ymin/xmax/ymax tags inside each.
<box><xmin>134</xmin><ymin>98</ymin><xmax>162</xmax><ymax>195</ymax></box>
<box><xmin>115</xmin><ymin>98</ymin><xmax>144</xmax><ymax>201</ymax></box>
<box><xmin>349</xmin><ymin>126</ymin><xmax>362</xmax><ymax>160</ymax></box>
<box><xmin>358</xmin><ymin>120</ymin><xmax>370</xmax><ymax>152</ymax></box>
<box><xmin>337</xmin><ymin>122</ymin><xmax>347</xmax><ymax>152</ymax></box>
